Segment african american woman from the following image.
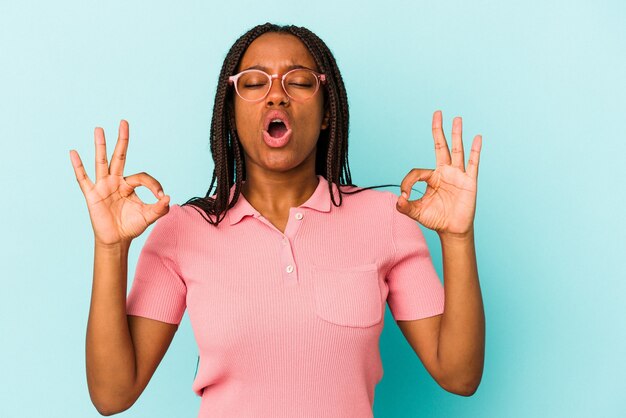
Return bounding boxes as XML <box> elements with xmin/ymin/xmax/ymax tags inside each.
<box><xmin>70</xmin><ymin>23</ymin><xmax>485</xmax><ymax>418</ymax></box>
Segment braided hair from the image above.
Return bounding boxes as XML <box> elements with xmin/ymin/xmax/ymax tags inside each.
<box><xmin>183</xmin><ymin>23</ymin><xmax>390</xmax><ymax>225</ymax></box>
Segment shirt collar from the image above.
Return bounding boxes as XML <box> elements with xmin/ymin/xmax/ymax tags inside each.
<box><xmin>228</xmin><ymin>175</ymin><xmax>336</xmax><ymax>226</ymax></box>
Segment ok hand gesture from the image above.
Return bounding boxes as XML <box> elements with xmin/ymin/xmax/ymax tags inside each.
<box><xmin>396</xmin><ymin>110</ymin><xmax>482</xmax><ymax>239</ymax></box>
<box><xmin>69</xmin><ymin>120</ymin><xmax>170</xmax><ymax>246</ymax></box>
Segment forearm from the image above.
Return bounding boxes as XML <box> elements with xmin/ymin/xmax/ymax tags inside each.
<box><xmin>436</xmin><ymin>229</ymin><xmax>485</xmax><ymax>395</ymax></box>
<box><xmin>86</xmin><ymin>241</ymin><xmax>137</xmax><ymax>413</ymax></box>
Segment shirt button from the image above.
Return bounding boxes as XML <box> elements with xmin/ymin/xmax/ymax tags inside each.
<box><xmin>286</xmin><ymin>265</ymin><xmax>294</xmax><ymax>273</ymax></box>
<box><xmin>295</xmin><ymin>212</ymin><xmax>303</xmax><ymax>220</ymax></box>
<box><xmin>282</xmin><ymin>238</ymin><xmax>288</xmax><ymax>245</ymax></box>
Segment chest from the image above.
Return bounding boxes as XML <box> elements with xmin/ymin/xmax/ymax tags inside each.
<box><xmin>262</xmin><ymin>213</ymin><xmax>288</xmax><ymax>234</ymax></box>
<box><xmin>178</xmin><ymin>210</ymin><xmax>395</xmax><ymax>354</ymax></box>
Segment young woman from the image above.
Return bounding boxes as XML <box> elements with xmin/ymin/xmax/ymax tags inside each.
<box><xmin>70</xmin><ymin>23</ymin><xmax>484</xmax><ymax>417</ymax></box>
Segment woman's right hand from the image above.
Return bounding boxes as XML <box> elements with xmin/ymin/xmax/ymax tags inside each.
<box><xmin>70</xmin><ymin>120</ymin><xmax>171</xmax><ymax>247</ymax></box>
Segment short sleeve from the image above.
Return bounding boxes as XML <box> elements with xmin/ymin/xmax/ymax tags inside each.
<box><xmin>385</xmin><ymin>193</ymin><xmax>445</xmax><ymax>321</ymax></box>
<box><xmin>126</xmin><ymin>204</ymin><xmax>186</xmax><ymax>325</ymax></box>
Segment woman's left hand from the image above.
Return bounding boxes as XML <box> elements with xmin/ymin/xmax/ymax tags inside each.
<box><xmin>396</xmin><ymin>110</ymin><xmax>482</xmax><ymax>239</ymax></box>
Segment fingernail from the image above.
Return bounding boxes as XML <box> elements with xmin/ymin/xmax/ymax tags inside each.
<box><xmin>401</xmin><ymin>191</ymin><xmax>408</xmax><ymax>199</ymax></box>
<box><xmin>158</xmin><ymin>190</ymin><xmax>164</xmax><ymax>197</ymax></box>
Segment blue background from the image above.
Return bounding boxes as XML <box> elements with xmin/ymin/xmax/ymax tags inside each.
<box><xmin>1</xmin><ymin>0</ymin><xmax>625</xmax><ymax>417</ymax></box>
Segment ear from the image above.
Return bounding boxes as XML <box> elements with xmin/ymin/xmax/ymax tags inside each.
<box><xmin>320</xmin><ymin>108</ymin><xmax>330</xmax><ymax>130</ymax></box>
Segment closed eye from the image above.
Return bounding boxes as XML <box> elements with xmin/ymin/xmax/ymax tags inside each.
<box><xmin>288</xmin><ymin>82</ymin><xmax>314</xmax><ymax>88</ymax></box>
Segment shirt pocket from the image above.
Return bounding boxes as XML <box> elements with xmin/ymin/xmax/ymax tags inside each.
<box><xmin>311</xmin><ymin>263</ymin><xmax>383</xmax><ymax>328</ymax></box>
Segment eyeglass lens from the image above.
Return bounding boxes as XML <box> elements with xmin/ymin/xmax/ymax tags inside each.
<box><xmin>235</xmin><ymin>70</ymin><xmax>320</xmax><ymax>101</ymax></box>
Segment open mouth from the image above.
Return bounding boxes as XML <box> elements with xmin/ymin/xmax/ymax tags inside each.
<box><xmin>267</xmin><ymin>119</ymin><xmax>288</xmax><ymax>138</ymax></box>
<box><xmin>262</xmin><ymin>112</ymin><xmax>293</xmax><ymax>148</ymax></box>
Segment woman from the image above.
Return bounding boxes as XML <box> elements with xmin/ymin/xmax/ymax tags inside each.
<box><xmin>70</xmin><ymin>23</ymin><xmax>484</xmax><ymax>417</ymax></box>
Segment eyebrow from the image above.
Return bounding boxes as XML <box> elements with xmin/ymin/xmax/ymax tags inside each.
<box><xmin>242</xmin><ymin>64</ymin><xmax>317</xmax><ymax>73</ymax></box>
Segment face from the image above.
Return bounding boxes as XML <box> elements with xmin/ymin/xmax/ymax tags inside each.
<box><xmin>233</xmin><ymin>32</ymin><xmax>329</xmax><ymax>177</ymax></box>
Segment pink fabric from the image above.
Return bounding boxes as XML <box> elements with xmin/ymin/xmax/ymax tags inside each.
<box><xmin>126</xmin><ymin>175</ymin><xmax>444</xmax><ymax>418</ymax></box>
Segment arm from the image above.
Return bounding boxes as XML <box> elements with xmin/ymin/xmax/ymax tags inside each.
<box><xmin>71</xmin><ymin>120</ymin><xmax>177</xmax><ymax>415</ymax></box>
<box><xmin>86</xmin><ymin>242</ymin><xmax>178</xmax><ymax>415</ymax></box>
<box><xmin>396</xmin><ymin>229</ymin><xmax>484</xmax><ymax>396</ymax></box>
<box><xmin>395</xmin><ymin>110</ymin><xmax>485</xmax><ymax>395</ymax></box>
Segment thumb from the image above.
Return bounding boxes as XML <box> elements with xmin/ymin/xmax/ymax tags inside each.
<box><xmin>144</xmin><ymin>195</ymin><xmax>171</xmax><ymax>225</ymax></box>
<box><xmin>396</xmin><ymin>193</ymin><xmax>423</xmax><ymax>221</ymax></box>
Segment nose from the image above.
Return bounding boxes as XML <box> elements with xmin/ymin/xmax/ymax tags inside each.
<box><xmin>265</xmin><ymin>75</ymin><xmax>290</xmax><ymax>107</ymax></box>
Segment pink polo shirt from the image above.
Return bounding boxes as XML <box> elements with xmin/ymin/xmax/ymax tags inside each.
<box><xmin>126</xmin><ymin>175</ymin><xmax>444</xmax><ymax>418</ymax></box>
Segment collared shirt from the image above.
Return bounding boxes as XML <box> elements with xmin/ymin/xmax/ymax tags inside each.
<box><xmin>126</xmin><ymin>175</ymin><xmax>445</xmax><ymax>418</ymax></box>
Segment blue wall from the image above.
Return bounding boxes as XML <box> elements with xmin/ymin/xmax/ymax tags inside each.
<box><xmin>1</xmin><ymin>1</ymin><xmax>624</xmax><ymax>416</ymax></box>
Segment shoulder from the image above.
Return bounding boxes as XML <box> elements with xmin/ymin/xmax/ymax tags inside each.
<box><xmin>339</xmin><ymin>185</ymin><xmax>399</xmax><ymax>208</ymax></box>
<box><xmin>335</xmin><ymin>185</ymin><xmax>401</xmax><ymax>222</ymax></box>
<box><xmin>339</xmin><ymin>186</ymin><xmax>421</xmax><ymax>230</ymax></box>
<box><xmin>170</xmin><ymin>202</ymin><xmax>233</xmax><ymax>233</ymax></box>
<box><xmin>169</xmin><ymin>203</ymin><xmax>211</xmax><ymax>222</ymax></box>
<box><xmin>153</xmin><ymin>203</ymin><xmax>203</xmax><ymax>230</ymax></box>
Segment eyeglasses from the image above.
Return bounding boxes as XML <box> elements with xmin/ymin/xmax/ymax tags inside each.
<box><xmin>228</xmin><ymin>68</ymin><xmax>326</xmax><ymax>102</ymax></box>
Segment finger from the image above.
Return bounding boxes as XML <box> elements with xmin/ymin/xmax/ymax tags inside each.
<box><xmin>399</xmin><ymin>168</ymin><xmax>434</xmax><ymax>201</ymax></box>
<box><xmin>432</xmin><ymin>110</ymin><xmax>451</xmax><ymax>166</ymax></box>
<box><xmin>69</xmin><ymin>149</ymin><xmax>94</xmax><ymax>195</ymax></box>
<box><xmin>450</xmin><ymin>116</ymin><xmax>465</xmax><ymax>171</ymax></box>
<box><xmin>396</xmin><ymin>191</ymin><xmax>425</xmax><ymax>220</ymax></box>
<box><xmin>143</xmin><ymin>195</ymin><xmax>171</xmax><ymax>225</ymax></box>
<box><xmin>94</xmin><ymin>127</ymin><xmax>109</xmax><ymax>181</ymax></box>
<box><xmin>466</xmin><ymin>134</ymin><xmax>482</xmax><ymax>179</ymax></box>
<box><xmin>110</xmin><ymin>120</ymin><xmax>129</xmax><ymax>176</ymax></box>
<box><xmin>123</xmin><ymin>172</ymin><xmax>165</xmax><ymax>199</ymax></box>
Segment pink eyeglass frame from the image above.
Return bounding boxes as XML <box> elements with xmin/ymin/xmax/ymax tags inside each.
<box><xmin>228</xmin><ymin>68</ymin><xmax>327</xmax><ymax>102</ymax></box>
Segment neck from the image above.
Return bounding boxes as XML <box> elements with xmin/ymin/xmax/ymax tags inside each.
<box><xmin>241</xmin><ymin>167</ymin><xmax>320</xmax><ymax>214</ymax></box>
